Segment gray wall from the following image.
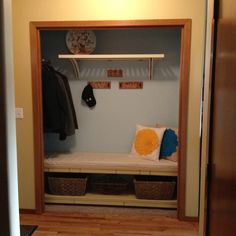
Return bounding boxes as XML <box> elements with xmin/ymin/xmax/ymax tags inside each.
<box><xmin>41</xmin><ymin>28</ymin><xmax>181</xmax><ymax>153</ymax></box>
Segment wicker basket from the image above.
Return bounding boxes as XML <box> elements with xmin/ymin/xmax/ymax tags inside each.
<box><xmin>47</xmin><ymin>173</ymin><xmax>88</xmax><ymax>196</ymax></box>
<box><xmin>134</xmin><ymin>176</ymin><xmax>176</xmax><ymax>200</ymax></box>
<box><xmin>90</xmin><ymin>174</ymin><xmax>129</xmax><ymax>195</ymax></box>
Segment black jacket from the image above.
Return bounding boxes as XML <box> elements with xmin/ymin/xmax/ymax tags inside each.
<box><xmin>42</xmin><ymin>64</ymin><xmax>78</xmax><ymax>140</ymax></box>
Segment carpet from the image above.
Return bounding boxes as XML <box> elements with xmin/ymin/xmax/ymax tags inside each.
<box><xmin>20</xmin><ymin>225</ymin><xmax>38</xmax><ymax>236</ymax></box>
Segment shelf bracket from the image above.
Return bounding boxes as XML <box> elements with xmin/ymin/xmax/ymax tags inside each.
<box><xmin>149</xmin><ymin>58</ymin><xmax>154</xmax><ymax>80</ymax></box>
<box><xmin>70</xmin><ymin>58</ymin><xmax>80</xmax><ymax>80</ymax></box>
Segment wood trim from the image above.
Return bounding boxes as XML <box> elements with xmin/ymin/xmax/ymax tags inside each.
<box><xmin>177</xmin><ymin>20</ymin><xmax>192</xmax><ymax>220</ymax></box>
<box><xmin>20</xmin><ymin>209</ymin><xmax>37</xmax><ymax>214</ymax></box>
<box><xmin>31</xmin><ymin>19</ymin><xmax>191</xmax><ymax>29</ymax></box>
<box><xmin>181</xmin><ymin>216</ymin><xmax>199</xmax><ymax>222</ymax></box>
<box><xmin>30</xmin><ymin>19</ymin><xmax>191</xmax><ymax>219</ymax></box>
<box><xmin>30</xmin><ymin>22</ymin><xmax>45</xmax><ymax>214</ymax></box>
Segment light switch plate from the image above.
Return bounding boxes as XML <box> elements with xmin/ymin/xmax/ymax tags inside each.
<box><xmin>15</xmin><ymin>108</ymin><xmax>24</xmax><ymax>119</ymax></box>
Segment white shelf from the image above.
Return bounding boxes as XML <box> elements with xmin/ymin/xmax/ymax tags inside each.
<box><xmin>45</xmin><ymin>193</ymin><xmax>177</xmax><ymax>209</ymax></box>
<box><xmin>58</xmin><ymin>53</ymin><xmax>165</xmax><ymax>60</ymax></box>
<box><xmin>58</xmin><ymin>53</ymin><xmax>165</xmax><ymax>80</ymax></box>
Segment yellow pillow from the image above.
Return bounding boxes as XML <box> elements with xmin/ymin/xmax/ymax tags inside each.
<box><xmin>131</xmin><ymin>125</ymin><xmax>166</xmax><ymax>161</ymax></box>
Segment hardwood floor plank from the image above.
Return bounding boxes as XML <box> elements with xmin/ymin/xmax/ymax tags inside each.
<box><xmin>20</xmin><ymin>206</ymin><xmax>198</xmax><ymax>236</ymax></box>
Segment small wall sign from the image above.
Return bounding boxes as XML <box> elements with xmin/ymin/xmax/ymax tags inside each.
<box><xmin>119</xmin><ymin>81</ymin><xmax>143</xmax><ymax>89</ymax></box>
<box><xmin>88</xmin><ymin>81</ymin><xmax>111</xmax><ymax>89</ymax></box>
<box><xmin>107</xmin><ymin>69</ymin><xmax>123</xmax><ymax>77</ymax></box>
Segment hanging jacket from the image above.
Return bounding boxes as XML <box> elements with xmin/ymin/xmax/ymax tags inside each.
<box><xmin>54</xmin><ymin>70</ymin><xmax>78</xmax><ymax>129</ymax></box>
<box><xmin>42</xmin><ymin>64</ymin><xmax>78</xmax><ymax>140</ymax></box>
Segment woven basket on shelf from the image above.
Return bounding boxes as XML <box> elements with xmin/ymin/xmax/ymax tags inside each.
<box><xmin>90</xmin><ymin>174</ymin><xmax>129</xmax><ymax>195</ymax></box>
<box><xmin>48</xmin><ymin>173</ymin><xmax>88</xmax><ymax>196</ymax></box>
<box><xmin>134</xmin><ymin>176</ymin><xmax>176</xmax><ymax>200</ymax></box>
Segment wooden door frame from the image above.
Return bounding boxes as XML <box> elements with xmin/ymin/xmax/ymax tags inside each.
<box><xmin>30</xmin><ymin>19</ymin><xmax>191</xmax><ymax>220</ymax></box>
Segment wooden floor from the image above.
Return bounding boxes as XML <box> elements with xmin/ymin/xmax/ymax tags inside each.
<box><xmin>20</xmin><ymin>205</ymin><xmax>199</xmax><ymax>236</ymax></box>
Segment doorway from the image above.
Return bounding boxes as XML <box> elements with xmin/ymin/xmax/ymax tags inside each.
<box><xmin>30</xmin><ymin>19</ymin><xmax>191</xmax><ymax>219</ymax></box>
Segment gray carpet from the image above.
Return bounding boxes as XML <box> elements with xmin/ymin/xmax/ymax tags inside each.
<box><xmin>46</xmin><ymin>204</ymin><xmax>177</xmax><ymax>217</ymax></box>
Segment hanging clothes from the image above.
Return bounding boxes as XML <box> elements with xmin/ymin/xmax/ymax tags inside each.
<box><xmin>42</xmin><ymin>62</ymin><xmax>78</xmax><ymax>140</ymax></box>
<box><xmin>54</xmin><ymin>70</ymin><xmax>78</xmax><ymax>130</ymax></box>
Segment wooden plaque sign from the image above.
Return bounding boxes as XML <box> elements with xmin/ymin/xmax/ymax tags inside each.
<box><xmin>107</xmin><ymin>69</ymin><xmax>123</xmax><ymax>77</ymax></box>
<box><xmin>119</xmin><ymin>81</ymin><xmax>143</xmax><ymax>89</ymax></box>
<box><xmin>88</xmin><ymin>81</ymin><xmax>111</xmax><ymax>89</ymax></box>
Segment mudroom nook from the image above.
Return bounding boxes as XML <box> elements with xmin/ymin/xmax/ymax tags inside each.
<box><xmin>30</xmin><ymin>20</ymin><xmax>190</xmax><ymax>218</ymax></box>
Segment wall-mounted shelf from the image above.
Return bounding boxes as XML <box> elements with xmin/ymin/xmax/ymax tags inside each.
<box><xmin>58</xmin><ymin>54</ymin><xmax>165</xmax><ymax>80</ymax></box>
<box><xmin>58</xmin><ymin>54</ymin><xmax>164</xmax><ymax>60</ymax></box>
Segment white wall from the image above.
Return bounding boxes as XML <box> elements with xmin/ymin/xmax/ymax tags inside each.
<box><xmin>41</xmin><ymin>28</ymin><xmax>181</xmax><ymax>153</ymax></box>
<box><xmin>3</xmin><ymin>0</ymin><xmax>20</xmax><ymax>235</ymax></box>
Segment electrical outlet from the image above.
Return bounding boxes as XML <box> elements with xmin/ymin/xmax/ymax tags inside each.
<box><xmin>15</xmin><ymin>108</ymin><xmax>24</xmax><ymax>119</ymax></box>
